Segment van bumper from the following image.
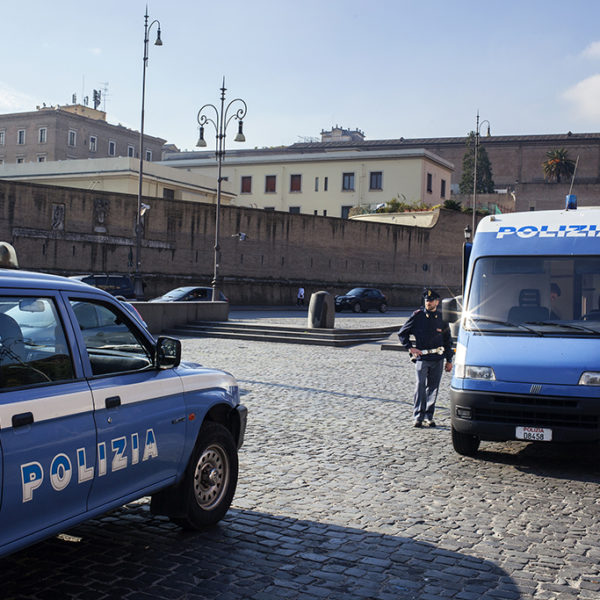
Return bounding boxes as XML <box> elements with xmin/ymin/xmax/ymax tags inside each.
<box><xmin>450</xmin><ymin>388</ymin><xmax>600</xmax><ymax>443</ymax></box>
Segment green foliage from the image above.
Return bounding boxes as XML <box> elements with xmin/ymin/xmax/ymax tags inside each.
<box><xmin>375</xmin><ymin>195</ymin><xmax>430</xmax><ymax>213</ymax></box>
<box><xmin>459</xmin><ymin>131</ymin><xmax>495</xmax><ymax>194</ymax></box>
<box><xmin>542</xmin><ymin>148</ymin><xmax>576</xmax><ymax>183</ymax></box>
<box><xmin>443</xmin><ymin>198</ymin><xmax>462</xmax><ymax>211</ymax></box>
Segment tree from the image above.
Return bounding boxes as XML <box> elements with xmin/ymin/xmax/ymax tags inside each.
<box><xmin>459</xmin><ymin>132</ymin><xmax>495</xmax><ymax>194</ymax></box>
<box><xmin>542</xmin><ymin>148</ymin><xmax>576</xmax><ymax>183</ymax></box>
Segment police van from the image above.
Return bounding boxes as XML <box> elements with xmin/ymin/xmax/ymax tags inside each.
<box><xmin>0</xmin><ymin>258</ymin><xmax>247</xmax><ymax>557</ymax></box>
<box><xmin>444</xmin><ymin>201</ymin><xmax>600</xmax><ymax>455</ymax></box>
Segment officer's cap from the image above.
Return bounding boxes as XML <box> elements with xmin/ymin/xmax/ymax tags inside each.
<box><xmin>423</xmin><ymin>288</ymin><xmax>440</xmax><ymax>300</ymax></box>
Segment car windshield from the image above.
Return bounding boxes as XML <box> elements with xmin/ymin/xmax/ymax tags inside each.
<box><xmin>161</xmin><ymin>288</ymin><xmax>190</xmax><ymax>300</ymax></box>
<box><xmin>347</xmin><ymin>288</ymin><xmax>366</xmax><ymax>296</ymax></box>
<box><xmin>464</xmin><ymin>255</ymin><xmax>600</xmax><ymax>335</ymax></box>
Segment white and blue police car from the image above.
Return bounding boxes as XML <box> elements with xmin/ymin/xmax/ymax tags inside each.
<box><xmin>0</xmin><ymin>254</ymin><xmax>247</xmax><ymax>558</ymax></box>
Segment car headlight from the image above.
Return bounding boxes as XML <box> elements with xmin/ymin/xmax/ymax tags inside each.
<box><xmin>579</xmin><ymin>372</ymin><xmax>600</xmax><ymax>386</ymax></box>
<box><xmin>455</xmin><ymin>364</ymin><xmax>496</xmax><ymax>380</ymax></box>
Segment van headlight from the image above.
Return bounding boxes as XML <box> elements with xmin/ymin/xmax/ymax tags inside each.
<box><xmin>579</xmin><ymin>372</ymin><xmax>600</xmax><ymax>386</ymax></box>
<box><xmin>455</xmin><ymin>365</ymin><xmax>496</xmax><ymax>380</ymax></box>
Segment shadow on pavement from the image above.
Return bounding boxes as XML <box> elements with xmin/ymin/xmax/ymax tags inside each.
<box><xmin>1</xmin><ymin>504</ymin><xmax>521</xmax><ymax>600</ymax></box>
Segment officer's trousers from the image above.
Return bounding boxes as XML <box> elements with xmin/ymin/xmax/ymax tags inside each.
<box><xmin>412</xmin><ymin>359</ymin><xmax>443</xmax><ymax>422</ymax></box>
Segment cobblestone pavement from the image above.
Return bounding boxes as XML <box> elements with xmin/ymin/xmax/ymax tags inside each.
<box><xmin>3</xmin><ymin>311</ymin><xmax>600</xmax><ymax>599</ymax></box>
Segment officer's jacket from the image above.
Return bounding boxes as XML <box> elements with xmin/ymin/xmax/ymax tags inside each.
<box><xmin>398</xmin><ymin>308</ymin><xmax>453</xmax><ymax>362</ymax></box>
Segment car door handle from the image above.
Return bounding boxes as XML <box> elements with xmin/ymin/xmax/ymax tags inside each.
<box><xmin>12</xmin><ymin>412</ymin><xmax>34</xmax><ymax>428</ymax></box>
<box><xmin>105</xmin><ymin>395</ymin><xmax>121</xmax><ymax>409</ymax></box>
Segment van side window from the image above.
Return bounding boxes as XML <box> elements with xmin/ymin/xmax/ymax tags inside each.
<box><xmin>70</xmin><ymin>300</ymin><xmax>152</xmax><ymax>376</ymax></box>
<box><xmin>0</xmin><ymin>297</ymin><xmax>75</xmax><ymax>389</ymax></box>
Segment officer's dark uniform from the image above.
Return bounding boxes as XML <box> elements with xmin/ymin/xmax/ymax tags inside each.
<box><xmin>398</xmin><ymin>288</ymin><xmax>453</xmax><ymax>426</ymax></box>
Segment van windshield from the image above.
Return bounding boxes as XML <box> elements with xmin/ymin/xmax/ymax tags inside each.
<box><xmin>464</xmin><ymin>256</ymin><xmax>600</xmax><ymax>334</ymax></box>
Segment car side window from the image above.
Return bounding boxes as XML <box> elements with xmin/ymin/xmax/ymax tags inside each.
<box><xmin>0</xmin><ymin>296</ymin><xmax>75</xmax><ymax>390</ymax></box>
<box><xmin>70</xmin><ymin>300</ymin><xmax>153</xmax><ymax>377</ymax></box>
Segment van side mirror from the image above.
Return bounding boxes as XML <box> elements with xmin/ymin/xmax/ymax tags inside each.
<box><xmin>156</xmin><ymin>336</ymin><xmax>181</xmax><ymax>369</ymax></box>
<box><xmin>442</xmin><ymin>296</ymin><xmax>462</xmax><ymax>323</ymax></box>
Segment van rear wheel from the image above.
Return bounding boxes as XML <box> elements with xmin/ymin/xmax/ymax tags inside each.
<box><xmin>452</xmin><ymin>426</ymin><xmax>480</xmax><ymax>456</ymax></box>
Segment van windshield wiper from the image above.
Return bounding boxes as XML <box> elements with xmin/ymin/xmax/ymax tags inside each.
<box><xmin>468</xmin><ymin>316</ymin><xmax>544</xmax><ymax>336</ymax></box>
<box><xmin>526</xmin><ymin>321</ymin><xmax>600</xmax><ymax>335</ymax></box>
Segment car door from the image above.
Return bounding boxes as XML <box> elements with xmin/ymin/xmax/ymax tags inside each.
<box><xmin>0</xmin><ymin>292</ymin><xmax>95</xmax><ymax>551</ymax></box>
<box><xmin>66</xmin><ymin>295</ymin><xmax>186</xmax><ymax>511</ymax></box>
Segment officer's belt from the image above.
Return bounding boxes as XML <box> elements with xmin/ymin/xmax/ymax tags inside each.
<box><xmin>419</xmin><ymin>346</ymin><xmax>445</xmax><ymax>355</ymax></box>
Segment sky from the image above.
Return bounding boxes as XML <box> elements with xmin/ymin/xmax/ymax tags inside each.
<box><xmin>3</xmin><ymin>0</ymin><xmax>600</xmax><ymax>152</ymax></box>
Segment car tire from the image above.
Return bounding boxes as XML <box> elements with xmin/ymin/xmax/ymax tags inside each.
<box><xmin>451</xmin><ymin>426</ymin><xmax>480</xmax><ymax>456</ymax></box>
<box><xmin>352</xmin><ymin>303</ymin><xmax>361</xmax><ymax>313</ymax></box>
<box><xmin>379</xmin><ymin>303</ymin><xmax>388</xmax><ymax>313</ymax></box>
<box><xmin>175</xmin><ymin>422</ymin><xmax>238</xmax><ymax>530</ymax></box>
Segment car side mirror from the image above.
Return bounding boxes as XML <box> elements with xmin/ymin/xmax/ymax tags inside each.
<box><xmin>156</xmin><ymin>336</ymin><xmax>181</xmax><ymax>369</ymax></box>
<box><xmin>442</xmin><ymin>296</ymin><xmax>462</xmax><ymax>323</ymax></box>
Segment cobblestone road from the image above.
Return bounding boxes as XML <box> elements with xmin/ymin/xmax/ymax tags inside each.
<box><xmin>3</xmin><ymin>311</ymin><xmax>600</xmax><ymax>599</ymax></box>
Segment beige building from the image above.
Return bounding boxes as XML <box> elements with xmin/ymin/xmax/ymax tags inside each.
<box><xmin>161</xmin><ymin>147</ymin><xmax>453</xmax><ymax>218</ymax></box>
<box><xmin>0</xmin><ymin>157</ymin><xmax>234</xmax><ymax>204</ymax></box>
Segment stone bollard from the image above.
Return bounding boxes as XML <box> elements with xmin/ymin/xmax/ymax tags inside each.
<box><xmin>308</xmin><ymin>291</ymin><xmax>335</xmax><ymax>329</ymax></box>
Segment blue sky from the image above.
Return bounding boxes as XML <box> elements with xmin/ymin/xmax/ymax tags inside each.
<box><xmin>3</xmin><ymin>0</ymin><xmax>600</xmax><ymax>151</ymax></box>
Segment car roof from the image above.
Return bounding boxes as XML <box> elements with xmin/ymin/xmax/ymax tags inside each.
<box><xmin>0</xmin><ymin>269</ymin><xmax>113</xmax><ymax>296</ymax></box>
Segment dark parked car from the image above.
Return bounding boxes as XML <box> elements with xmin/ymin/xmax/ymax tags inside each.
<box><xmin>335</xmin><ymin>288</ymin><xmax>388</xmax><ymax>313</ymax></box>
<box><xmin>150</xmin><ymin>286</ymin><xmax>228</xmax><ymax>303</ymax></box>
<box><xmin>69</xmin><ymin>274</ymin><xmax>136</xmax><ymax>299</ymax></box>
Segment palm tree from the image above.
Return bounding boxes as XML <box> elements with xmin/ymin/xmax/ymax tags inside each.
<box><xmin>542</xmin><ymin>149</ymin><xmax>576</xmax><ymax>183</ymax></box>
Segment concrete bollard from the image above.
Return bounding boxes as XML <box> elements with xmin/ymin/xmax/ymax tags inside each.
<box><xmin>308</xmin><ymin>291</ymin><xmax>335</xmax><ymax>329</ymax></box>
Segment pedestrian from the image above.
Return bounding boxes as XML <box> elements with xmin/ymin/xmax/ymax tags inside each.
<box><xmin>549</xmin><ymin>282</ymin><xmax>561</xmax><ymax>319</ymax></box>
<box><xmin>398</xmin><ymin>288</ymin><xmax>453</xmax><ymax>428</ymax></box>
<box><xmin>297</xmin><ymin>287</ymin><xmax>305</xmax><ymax>306</ymax></box>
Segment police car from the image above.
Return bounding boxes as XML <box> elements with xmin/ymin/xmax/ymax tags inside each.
<box><xmin>0</xmin><ymin>249</ymin><xmax>247</xmax><ymax>558</ymax></box>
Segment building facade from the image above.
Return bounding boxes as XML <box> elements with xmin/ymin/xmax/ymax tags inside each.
<box><xmin>0</xmin><ymin>104</ymin><xmax>165</xmax><ymax>165</ymax></box>
<box><xmin>162</xmin><ymin>147</ymin><xmax>453</xmax><ymax>217</ymax></box>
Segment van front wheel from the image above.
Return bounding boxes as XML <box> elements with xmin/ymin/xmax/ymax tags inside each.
<box><xmin>452</xmin><ymin>426</ymin><xmax>480</xmax><ymax>456</ymax></box>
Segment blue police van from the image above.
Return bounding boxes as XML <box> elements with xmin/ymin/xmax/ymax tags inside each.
<box><xmin>0</xmin><ymin>261</ymin><xmax>247</xmax><ymax>557</ymax></box>
<box><xmin>444</xmin><ymin>202</ymin><xmax>600</xmax><ymax>455</ymax></box>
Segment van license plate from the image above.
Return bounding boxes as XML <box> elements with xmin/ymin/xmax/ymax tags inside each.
<box><xmin>516</xmin><ymin>426</ymin><xmax>552</xmax><ymax>441</ymax></box>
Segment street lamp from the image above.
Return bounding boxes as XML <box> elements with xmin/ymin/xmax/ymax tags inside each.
<box><xmin>135</xmin><ymin>8</ymin><xmax>163</xmax><ymax>300</ymax></box>
<box><xmin>471</xmin><ymin>111</ymin><xmax>491</xmax><ymax>237</ymax></box>
<box><xmin>196</xmin><ymin>79</ymin><xmax>247</xmax><ymax>302</ymax></box>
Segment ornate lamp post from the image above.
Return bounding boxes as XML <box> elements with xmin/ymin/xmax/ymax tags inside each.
<box><xmin>134</xmin><ymin>8</ymin><xmax>162</xmax><ymax>300</ymax></box>
<box><xmin>472</xmin><ymin>111</ymin><xmax>491</xmax><ymax>237</ymax></box>
<box><xmin>196</xmin><ymin>79</ymin><xmax>247</xmax><ymax>302</ymax></box>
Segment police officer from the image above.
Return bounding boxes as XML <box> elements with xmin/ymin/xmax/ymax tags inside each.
<box><xmin>399</xmin><ymin>288</ymin><xmax>453</xmax><ymax>427</ymax></box>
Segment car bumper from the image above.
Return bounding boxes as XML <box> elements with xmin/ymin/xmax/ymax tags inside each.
<box><xmin>451</xmin><ymin>388</ymin><xmax>600</xmax><ymax>443</ymax></box>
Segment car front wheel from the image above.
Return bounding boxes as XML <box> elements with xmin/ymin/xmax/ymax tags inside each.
<box><xmin>451</xmin><ymin>426</ymin><xmax>480</xmax><ymax>456</ymax></box>
<box><xmin>352</xmin><ymin>303</ymin><xmax>361</xmax><ymax>313</ymax></box>
<box><xmin>175</xmin><ymin>422</ymin><xmax>238</xmax><ymax>529</ymax></box>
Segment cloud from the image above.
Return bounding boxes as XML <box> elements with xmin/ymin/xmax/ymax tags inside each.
<box><xmin>0</xmin><ymin>82</ymin><xmax>36</xmax><ymax>112</ymax></box>
<box><xmin>563</xmin><ymin>74</ymin><xmax>600</xmax><ymax>120</ymax></box>
<box><xmin>89</xmin><ymin>47</ymin><xmax>102</xmax><ymax>56</ymax></box>
<box><xmin>581</xmin><ymin>41</ymin><xmax>600</xmax><ymax>59</ymax></box>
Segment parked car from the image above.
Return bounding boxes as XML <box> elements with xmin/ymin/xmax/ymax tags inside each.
<box><xmin>150</xmin><ymin>286</ymin><xmax>228</xmax><ymax>303</ymax></box>
<box><xmin>335</xmin><ymin>288</ymin><xmax>388</xmax><ymax>313</ymax></box>
<box><xmin>69</xmin><ymin>274</ymin><xmax>136</xmax><ymax>299</ymax></box>
<box><xmin>0</xmin><ymin>268</ymin><xmax>246</xmax><ymax>558</ymax></box>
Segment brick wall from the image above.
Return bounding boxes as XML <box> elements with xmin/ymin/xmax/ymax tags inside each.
<box><xmin>0</xmin><ymin>180</ymin><xmax>471</xmax><ymax>306</ymax></box>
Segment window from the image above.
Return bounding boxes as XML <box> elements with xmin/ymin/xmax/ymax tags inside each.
<box><xmin>289</xmin><ymin>206</ymin><xmax>301</xmax><ymax>214</ymax></box>
<box><xmin>38</xmin><ymin>128</ymin><xmax>47</xmax><ymax>144</ymax></box>
<box><xmin>265</xmin><ymin>175</ymin><xmax>276</xmax><ymax>193</ymax></box>
<box><xmin>0</xmin><ymin>159</ymin><xmax>4</xmax><ymax>165</ymax></box>
<box><xmin>68</xmin><ymin>130</ymin><xmax>77</xmax><ymax>147</ymax></box>
<box><xmin>16</xmin><ymin>157</ymin><xmax>24</xmax><ymax>164</ymax></box>
<box><xmin>37</xmin><ymin>155</ymin><xmax>46</xmax><ymax>162</ymax></box>
<box><xmin>324</xmin><ymin>177</ymin><xmax>328</xmax><ymax>191</ymax></box>
<box><xmin>163</xmin><ymin>188</ymin><xmax>175</xmax><ymax>200</ymax></box>
<box><xmin>108</xmin><ymin>140</ymin><xmax>116</xmax><ymax>156</ymax></box>
<box><xmin>369</xmin><ymin>171</ymin><xmax>383</xmax><ymax>190</ymax></box>
<box><xmin>145</xmin><ymin>149</ymin><xmax>152</xmax><ymax>161</ymax></box>
<box><xmin>315</xmin><ymin>177</ymin><xmax>319</xmax><ymax>192</ymax></box>
<box><xmin>323</xmin><ymin>210</ymin><xmax>327</xmax><ymax>216</ymax></box>
<box><xmin>0</xmin><ymin>131</ymin><xmax>4</xmax><ymax>145</ymax></box>
<box><xmin>241</xmin><ymin>176</ymin><xmax>252</xmax><ymax>194</ymax></box>
<box><xmin>70</xmin><ymin>300</ymin><xmax>152</xmax><ymax>376</ymax></box>
<box><xmin>290</xmin><ymin>174</ymin><xmax>302</xmax><ymax>192</ymax></box>
<box><xmin>0</xmin><ymin>296</ymin><xmax>75</xmax><ymax>389</ymax></box>
<box><xmin>17</xmin><ymin>130</ymin><xmax>26</xmax><ymax>145</ymax></box>
<box><xmin>127</xmin><ymin>144</ymin><xmax>135</xmax><ymax>157</ymax></box>
<box><xmin>441</xmin><ymin>179</ymin><xmax>446</xmax><ymax>198</ymax></box>
<box><xmin>342</xmin><ymin>172</ymin><xmax>355</xmax><ymax>191</ymax></box>
<box><xmin>427</xmin><ymin>172</ymin><xmax>433</xmax><ymax>193</ymax></box>
<box><xmin>341</xmin><ymin>205</ymin><xmax>352</xmax><ymax>219</ymax></box>
<box><xmin>89</xmin><ymin>136</ymin><xmax>97</xmax><ymax>152</ymax></box>
<box><xmin>264</xmin><ymin>207</ymin><xmax>275</xmax><ymax>211</ymax></box>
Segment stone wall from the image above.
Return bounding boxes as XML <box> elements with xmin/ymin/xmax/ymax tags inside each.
<box><xmin>0</xmin><ymin>180</ymin><xmax>471</xmax><ymax>305</ymax></box>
